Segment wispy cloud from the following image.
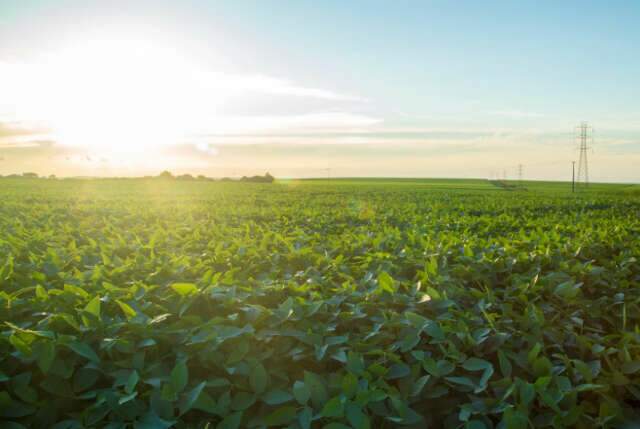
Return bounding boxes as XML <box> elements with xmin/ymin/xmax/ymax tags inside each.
<box><xmin>0</xmin><ymin>120</ymin><xmax>49</xmax><ymax>137</ymax></box>
<box><xmin>207</xmin><ymin>74</ymin><xmax>366</xmax><ymax>102</ymax></box>
<box><xmin>0</xmin><ymin>140</ymin><xmax>52</xmax><ymax>149</ymax></box>
<box><xmin>189</xmin><ymin>112</ymin><xmax>381</xmax><ymax>136</ymax></box>
<box><xmin>488</xmin><ymin>110</ymin><xmax>544</xmax><ymax>119</ymax></box>
<box><xmin>0</xmin><ymin>121</ymin><xmax>53</xmax><ymax>148</ymax></box>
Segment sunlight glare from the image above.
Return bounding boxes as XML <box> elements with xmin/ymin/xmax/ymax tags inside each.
<box><xmin>17</xmin><ymin>39</ymin><xmax>226</xmax><ymax>155</ymax></box>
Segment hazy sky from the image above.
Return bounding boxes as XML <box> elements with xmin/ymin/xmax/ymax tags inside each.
<box><xmin>0</xmin><ymin>0</ymin><xmax>639</xmax><ymax>181</ymax></box>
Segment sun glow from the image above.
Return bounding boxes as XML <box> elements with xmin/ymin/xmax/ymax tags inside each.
<box><xmin>0</xmin><ymin>37</ymin><xmax>375</xmax><ymax>161</ymax></box>
<box><xmin>7</xmin><ymin>39</ymin><xmax>227</xmax><ymax>154</ymax></box>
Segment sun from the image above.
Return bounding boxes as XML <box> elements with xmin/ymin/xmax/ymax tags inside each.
<box><xmin>16</xmin><ymin>39</ymin><xmax>224</xmax><ymax>155</ymax></box>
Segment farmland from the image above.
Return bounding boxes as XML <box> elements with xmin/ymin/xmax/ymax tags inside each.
<box><xmin>1</xmin><ymin>177</ymin><xmax>639</xmax><ymax>428</ymax></box>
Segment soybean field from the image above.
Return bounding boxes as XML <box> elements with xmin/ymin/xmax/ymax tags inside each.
<box><xmin>1</xmin><ymin>178</ymin><xmax>639</xmax><ymax>428</ymax></box>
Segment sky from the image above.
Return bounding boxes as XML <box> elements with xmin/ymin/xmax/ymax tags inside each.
<box><xmin>0</xmin><ymin>0</ymin><xmax>639</xmax><ymax>181</ymax></box>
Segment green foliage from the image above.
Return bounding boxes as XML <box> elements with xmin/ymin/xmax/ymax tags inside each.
<box><xmin>0</xmin><ymin>178</ymin><xmax>639</xmax><ymax>427</ymax></box>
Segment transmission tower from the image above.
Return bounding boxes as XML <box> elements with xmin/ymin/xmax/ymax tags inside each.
<box><xmin>324</xmin><ymin>167</ymin><xmax>331</xmax><ymax>183</ymax></box>
<box><xmin>575</xmin><ymin>122</ymin><xmax>593</xmax><ymax>187</ymax></box>
<box><xmin>517</xmin><ymin>164</ymin><xmax>523</xmax><ymax>186</ymax></box>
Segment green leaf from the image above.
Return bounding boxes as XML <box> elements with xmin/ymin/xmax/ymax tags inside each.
<box><xmin>73</xmin><ymin>368</ymin><xmax>100</xmax><ymax>392</ymax></box>
<box><xmin>262</xmin><ymin>389</ymin><xmax>293</xmax><ymax>405</ymax></box>
<box><xmin>423</xmin><ymin>359</ymin><xmax>455</xmax><ymax>378</ymax></box>
<box><xmin>36</xmin><ymin>341</ymin><xmax>56</xmax><ymax>374</ymax></box>
<box><xmin>465</xmin><ymin>420</ymin><xmax>487</xmax><ymax>429</ymax></box>
<box><xmin>321</xmin><ymin>396</ymin><xmax>345</xmax><ymax>418</ymax></box>
<box><xmin>527</xmin><ymin>343</ymin><xmax>542</xmax><ymax>363</ymax></box>
<box><xmin>463</xmin><ymin>357</ymin><xmax>494</xmax><ymax>392</ymax></box>
<box><xmin>116</xmin><ymin>300</ymin><xmax>137</xmax><ymax>320</ymax></box>
<box><xmin>304</xmin><ymin>371</ymin><xmax>328</xmax><ymax>407</ymax></box>
<box><xmin>57</xmin><ymin>314</ymin><xmax>81</xmax><ymax>331</ymax></box>
<box><xmin>84</xmin><ymin>295</ymin><xmax>101</xmax><ymax>318</ymax></box>
<box><xmin>231</xmin><ymin>391</ymin><xmax>256</xmax><ymax>411</ymax></box>
<box><xmin>346</xmin><ymin>402</ymin><xmax>370</xmax><ymax>429</ymax></box>
<box><xmin>9</xmin><ymin>333</ymin><xmax>32</xmax><ymax>355</ymax></box>
<box><xmin>519</xmin><ymin>382</ymin><xmax>535</xmax><ymax>406</ymax></box>
<box><xmin>424</xmin><ymin>321</ymin><xmax>445</xmax><ymax>341</ymax></box>
<box><xmin>63</xmin><ymin>284</ymin><xmax>89</xmax><ymax>299</ymax></box>
<box><xmin>298</xmin><ymin>407</ymin><xmax>313</xmax><ymax>429</ymax></box>
<box><xmin>445</xmin><ymin>376</ymin><xmax>476</xmax><ymax>390</ymax></box>
<box><xmin>532</xmin><ymin>357</ymin><xmax>552</xmax><ymax>377</ymax></box>
<box><xmin>193</xmin><ymin>390</ymin><xmax>218</xmax><ymax>414</ymax></box>
<box><xmin>293</xmin><ymin>380</ymin><xmax>311</xmax><ymax>405</ymax></box>
<box><xmin>553</xmin><ymin>281</ymin><xmax>581</xmax><ymax>299</ymax></box>
<box><xmin>400</xmin><ymin>331</ymin><xmax>421</xmax><ymax>352</ymax></box>
<box><xmin>377</xmin><ymin>271</ymin><xmax>397</xmax><ymax>293</ymax></box>
<box><xmin>66</xmin><ymin>341</ymin><xmax>100</xmax><ymax>363</ymax></box>
<box><xmin>265</xmin><ymin>406</ymin><xmax>297</xmax><ymax>426</ymax></box>
<box><xmin>386</xmin><ymin>363</ymin><xmax>411</xmax><ymax>380</ymax></box>
<box><xmin>125</xmin><ymin>370</ymin><xmax>139</xmax><ymax>394</ymax></box>
<box><xmin>463</xmin><ymin>358</ymin><xmax>492</xmax><ymax>372</ymax></box>
<box><xmin>119</xmin><ymin>391</ymin><xmax>137</xmax><ymax>405</ymax></box>
<box><xmin>35</xmin><ymin>285</ymin><xmax>48</xmax><ymax>300</ymax></box>
<box><xmin>170</xmin><ymin>360</ymin><xmax>188</xmax><ymax>393</ymax></box>
<box><xmin>503</xmin><ymin>408</ymin><xmax>528</xmax><ymax>429</ymax></box>
<box><xmin>498</xmin><ymin>350</ymin><xmax>512</xmax><ymax>378</ymax></box>
<box><xmin>575</xmin><ymin>383</ymin><xmax>605</xmax><ymax>392</ymax></box>
<box><xmin>136</xmin><ymin>411</ymin><xmax>175</xmax><ymax>429</ymax></box>
<box><xmin>249</xmin><ymin>362</ymin><xmax>268</xmax><ymax>394</ymax></box>
<box><xmin>171</xmin><ymin>282</ymin><xmax>199</xmax><ymax>296</ymax></box>
<box><xmin>621</xmin><ymin>361</ymin><xmax>640</xmax><ymax>374</ymax></box>
<box><xmin>346</xmin><ymin>351</ymin><xmax>365</xmax><ymax>375</ymax></box>
<box><xmin>410</xmin><ymin>375</ymin><xmax>430</xmax><ymax>397</ymax></box>
<box><xmin>0</xmin><ymin>391</ymin><xmax>36</xmax><ymax>418</ymax></box>
<box><xmin>342</xmin><ymin>373</ymin><xmax>358</xmax><ymax>398</ymax></box>
<box><xmin>405</xmin><ymin>312</ymin><xmax>429</xmax><ymax>329</ymax></box>
<box><xmin>216</xmin><ymin>411</ymin><xmax>243</xmax><ymax>429</ymax></box>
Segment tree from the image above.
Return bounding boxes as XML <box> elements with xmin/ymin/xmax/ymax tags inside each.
<box><xmin>158</xmin><ymin>170</ymin><xmax>174</xmax><ymax>179</ymax></box>
<box><xmin>240</xmin><ymin>173</ymin><xmax>275</xmax><ymax>183</ymax></box>
<box><xmin>22</xmin><ymin>172</ymin><xmax>38</xmax><ymax>178</ymax></box>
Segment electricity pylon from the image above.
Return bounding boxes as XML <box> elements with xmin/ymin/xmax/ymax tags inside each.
<box><xmin>575</xmin><ymin>122</ymin><xmax>592</xmax><ymax>187</ymax></box>
<box><xmin>517</xmin><ymin>164</ymin><xmax>523</xmax><ymax>187</ymax></box>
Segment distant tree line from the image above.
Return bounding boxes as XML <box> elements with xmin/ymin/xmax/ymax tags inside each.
<box><xmin>0</xmin><ymin>172</ymin><xmax>56</xmax><ymax>179</ymax></box>
<box><xmin>240</xmin><ymin>172</ymin><xmax>275</xmax><ymax>183</ymax></box>
<box><xmin>0</xmin><ymin>171</ymin><xmax>275</xmax><ymax>182</ymax></box>
<box><xmin>158</xmin><ymin>171</ymin><xmax>275</xmax><ymax>183</ymax></box>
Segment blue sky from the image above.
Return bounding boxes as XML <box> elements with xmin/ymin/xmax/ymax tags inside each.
<box><xmin>0</xmin><ymin>0</ymin><xmax>639</xmax><ymax>180</ymax></box>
